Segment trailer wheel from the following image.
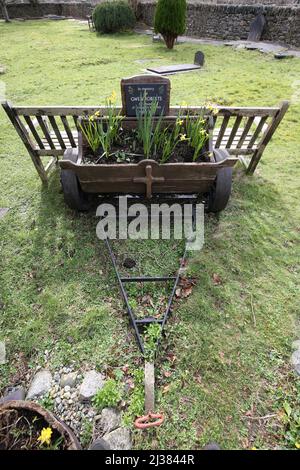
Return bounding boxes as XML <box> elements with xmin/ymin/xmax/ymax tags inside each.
<box><xmin>206</xmin><ymin>149</ymin><xmax>232</xmax><ymax>213</ymax></box>
<box><xmin>60</xmin><ymin>149</ymin><xmax>92</xmax><ymax>211</ymax></box>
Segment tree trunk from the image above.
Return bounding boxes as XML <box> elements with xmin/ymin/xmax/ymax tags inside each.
<box><xmin>162</xmin><ymin>34</ymin><xmax>176</xmax><ymax>50</ymax></box>
<box><xmin>0</xmin><ymin>1</ymin><xmax>11</xmax><ymax>23</ymax></box>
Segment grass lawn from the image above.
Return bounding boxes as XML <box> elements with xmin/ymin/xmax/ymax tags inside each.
<box><xmin>0</xmin><ymin>20</ymin><xmax>299</xmax><ymax>450</ymax></box>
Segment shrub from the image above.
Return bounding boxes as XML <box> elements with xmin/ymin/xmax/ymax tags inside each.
<box><xmin>93</xmin><ymin>1</ymin><xmax>136</xmax><ymax>34</ymax></box>
<box><xmin>154</xmin><ymin>0</ymin><xmax>186</xmax><ymax>49</ymax></box>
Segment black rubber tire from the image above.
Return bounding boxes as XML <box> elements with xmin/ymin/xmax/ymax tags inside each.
<box><xmin>60</xmin><ymin>149</ymin><xmax>92</xmax><ymax>211</ymax></box>
<box><xmin>206</xmin><ymin>148</ymin><xmax>232</xmax><ymax>213</ymax></box>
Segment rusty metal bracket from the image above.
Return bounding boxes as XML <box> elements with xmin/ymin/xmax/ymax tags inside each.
<box><xmin>133</xmin><ymin>165</ymin><xmax>165</xmax><ymax>198</ymax></box>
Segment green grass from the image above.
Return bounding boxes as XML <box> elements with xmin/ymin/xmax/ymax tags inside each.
<box><xmin>0</xmin><ymin>20</ymin><xmax>300</xmax><ymax>450</ymax></box>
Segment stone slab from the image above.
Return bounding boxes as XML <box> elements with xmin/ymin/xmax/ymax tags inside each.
<box><xmin>147</xmin><ymin>64</ymin><xmax>201</xmax><ymax>75</ymax></box>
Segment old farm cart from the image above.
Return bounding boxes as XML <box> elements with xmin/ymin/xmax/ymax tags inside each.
<box><xmin>59</xmin><ymin>74</ymin><xmax>237</xmax><ymax>428</ymax></box>
<box><xmin>2</xmin><ymin>76</ymin><xmax>289</xmax><ymax>428</ymax></box>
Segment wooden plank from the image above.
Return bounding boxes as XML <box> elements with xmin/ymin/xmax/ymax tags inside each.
<box><xmin>14</xmin><ymin>105</ymin><xmax>279</xmax><ymax>117</ymax></box>
<box><xmin>36</xmin><ymin>116</ymin><xmax>56</xmax><ymax>150</ymax></box>
<box><xmin>226</xmin><ymin>116</ymin><xmax>243</xmax><ymax>148</ymax></box>
<box><xmin>45</xmin><ymin>156</ymin><xmax>57</xmax><ymax>173</ymax></box>
<box><xmin>61</xmin><ymin>115</ymin><xmax>76</xmax><ymax>147</ymax></box>
<box><xmin>14</xmin><ymin>106</ymin><xmax>108</xmax><ymax>116</ymax></box>
<box><xmin>144</xmin><ymin>362</ymin><xmax>155</xmax><ymax>413</ymax></box>
<box><xmin>215</xmin><ymin>115</ymin><xmax>230</xmax><ymax>148</ymax></box>
<box><xmin>247</xmin><ymin>116</ymin><xmax>268</xmax><ymax>148</ymax></box>
<box><xmin>48</xmin><ymin>116</ymin><xmax>66</xmax><ymax>149</ymax></box>
<box><xmin>23</xmin><ymin>115</ymin><xmax>45</xmax><ymax>149</ymax></box>
<box><xmin>236</xmin><ymin>117</ymin><xmax>255</xmax><ymax>149</ymax></box>
<box><xmin>38</xmin><ymin>149</ymin><xmax>65</xmax><ymax>156</ymax></box>
<box><xmin>73</xmin><ymin>115</ymin><xmax>79</xmax><ymax>128</ymax></box>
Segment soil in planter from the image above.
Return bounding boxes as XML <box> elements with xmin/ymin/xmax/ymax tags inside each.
<box><xmin>82</xmin><ymin>129</ymin><xmax>211</xmax><ymax>165</ymax></box>
<box><xmin>0</xmin><ymin>408</ymin><xmax>66</xmax><ymax>450</ymax></box>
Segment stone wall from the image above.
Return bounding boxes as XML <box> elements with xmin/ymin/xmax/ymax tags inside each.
<box><xmin>2</xmin><ymin>1</ymin><xmax>300</xmax><ymax>48</ymax></box>
<box><xmin>3</xmin><ymin>0</ymin><xmax>98</xmax><ymax>19</ymax></box>
<box><xmin>139</xmin><ymin>1</ymin><xmax>300</xmax><ymax>47</ymax></box>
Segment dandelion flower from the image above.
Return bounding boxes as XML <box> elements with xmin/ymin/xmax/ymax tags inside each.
<box><xmin>37</xmin><ymin>427</ymin><xmax>53</xmax><ymax>446</ymax></box>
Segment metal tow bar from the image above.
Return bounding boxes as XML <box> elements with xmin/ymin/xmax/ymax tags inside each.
<box><xmin>104</xmin><ymin>196</ymin><xmax>197</xmax><ymax>428</ymax></box>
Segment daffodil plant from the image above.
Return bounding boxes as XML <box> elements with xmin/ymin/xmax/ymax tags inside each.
<box><xmin>185</xmin><ymin>112</ymin><xmax>210</xmax><ymax>162</ymax></box>
<box><xmin>80</xmin><ymin>92</ymin><xmax>216</xmax><ymax>163</ymax></box>
<box><xmin>159</xmin><ymin>117</ymin><xmax>185</xmax><ymax>163</ymax></box>
<box><xmin>80</xmin><ymin>90</ymin><xmax>123</xmax><ymax>158</ymax></box>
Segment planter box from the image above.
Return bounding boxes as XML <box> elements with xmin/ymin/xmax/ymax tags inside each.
<box><xmin>59</xmin><ymin>117</ymin><xmax>237</xmax><ymax>199</ymax></box>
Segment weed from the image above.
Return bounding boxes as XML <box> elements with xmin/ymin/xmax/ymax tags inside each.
<box><xmin>92</xmin><ymin>378</ymin><xmax>122</xmax><ymax>411</ymax></box>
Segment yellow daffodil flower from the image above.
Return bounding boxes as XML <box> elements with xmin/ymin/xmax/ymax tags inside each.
<box><xmin>94</xmin><ymin>110</ymin><xmax>100</xmax><ymax>117</ymax></box>
<box><xmin>180</xmin><ymin>134</ymin><xmax>187</xmax><ymax>141</ymax></box>
<box><xmin>177</xmin><ymin>119</ymin><xmax>184</xmax><ymax>126</ymax></box>
<box><xmin>108</xmin><ymin>90</ymin><xmax>117</xmax><ymax>104</ymax></box>
<box><xmin>37</xmin><ymin>427</ymin><xmax>53</xmax><ymax>446</ymax></box>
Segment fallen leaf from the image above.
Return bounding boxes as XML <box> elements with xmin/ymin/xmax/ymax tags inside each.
<box><xmin>162</xmin><ymin>384</ymin><xmax>170</xmax><ymax>394</ymax></box>
<box><xmin>181</xmin><ymin>286</ymin><xmax>193</xmax><ymax>298</ymax></box>
<box><xmin>212</xmin><ymin>273</ymin><xmax>222</xmax><ymax>285</ymax></box>
<box><xmin>164</xmin><ymin>370</ymin><xmax>172</xmax><ymax>378</ymax></box>
<box><xmin>175</xmin><ymin>288</ymin><xmax>181</xmax><ymax>298</ymax></box>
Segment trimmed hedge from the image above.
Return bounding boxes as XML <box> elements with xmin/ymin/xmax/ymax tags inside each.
<box><xmin>93</xmin><ymin>1</ymin><xmax>136</xmax><ymax>34</ymax></box>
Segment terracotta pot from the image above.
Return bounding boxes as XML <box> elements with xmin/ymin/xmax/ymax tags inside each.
<box><xmin>0</xmin><ymin>400</ymin><xmax>81</xmax><ymax>450</ymax></box>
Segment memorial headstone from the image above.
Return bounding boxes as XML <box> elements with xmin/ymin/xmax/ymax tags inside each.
<box><xmin>247</xmin><ymin>14</ymin><xmax>266</xmax><ymax>42</ymax></box>
<box><xmin>194</xmin><ymin>51</ymin><xmax>205</xmax><ymax>66</ymax></box>
<box><xmin>121</xmin><ymin>75</ymin><xmax>170</xmax><ymax>117</ymax></box>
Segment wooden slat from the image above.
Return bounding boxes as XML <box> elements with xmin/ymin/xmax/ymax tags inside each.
<box><xmin>14</xmin><ymin>106</ymin><xmax>110</xmax><ymax>116</ymax></box>
<box><xmin>236</xmin><ymin>117</ymin><xmax>255</xmax><ymax>149</ymax></box>
<box><xmin>60</xmin><ymin>116</ymin><xmax>76</xmax><ymax>147</ymax></box>
<box><xmin>247</xmin><ymin>116</ymin><xmax>268</xmax><ymax>148</ymax></box>
<box><xmin>215</xmin><ymin>115</ymin><xmax>230</xmax><ymax>148</ymax></box>
<box><xmin>14</xmin><ymin>105</ymin><xmax>279</xmax><ymax>118</ymax></box>
<box><xmin>48</xmin><ymin>116</ymin><xmax>66</xmax><ymax>150</ymax></box>
<box><xmin>45</xmin><ymin>156</ymin><xmax>57</xmax><ymax>173</ymax></box>
<box><xmin>23</xmin><ymin>115</ymin><xmax>45</xmax><ymax>149</ymax></box>
<box><xmin>226</xmin><ymin>116</ymin><xmax>243</xmax><ymax>148</ymax></box>
<box><xmin>73</xmin><ymin>115</ymin><xmax>79</xmax><ymax>128</ymax></box>
<box><xmin>36</xmin><ymin>116</ymin><xmax>56</xmax><ymax>150</ymax></box>
<box><xmin>37</xmin><ymin>149</ymin><xmax>64</xmax><ymax>156</ymax></box>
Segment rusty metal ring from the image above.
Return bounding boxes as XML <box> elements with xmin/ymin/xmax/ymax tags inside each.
<box><xmin>134</xmin><ymin>412</ymin><xmax>164</xmax><ymax>429</ymax></box>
